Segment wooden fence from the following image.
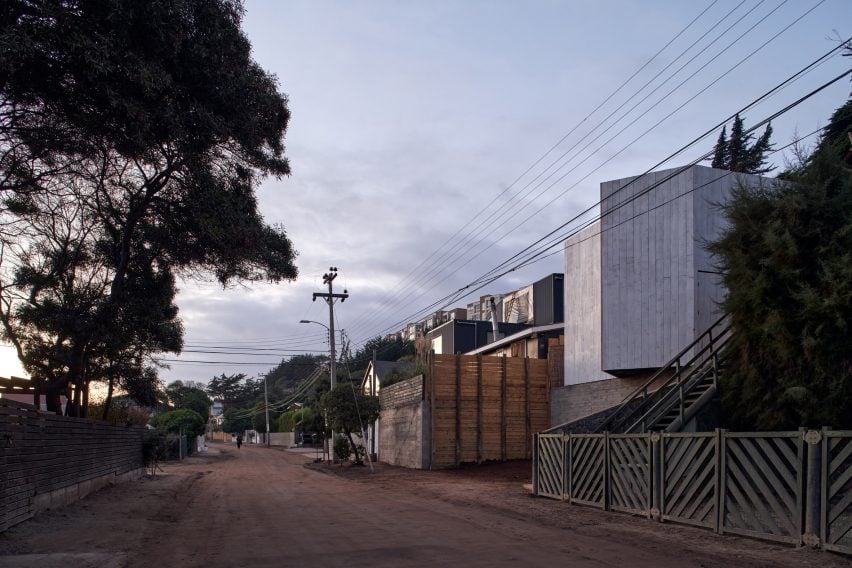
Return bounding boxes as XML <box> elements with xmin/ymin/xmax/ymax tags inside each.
<box><xmin>429</xmin><ymin>354</ymin><xmax>549</xmax><ymax>468</ymax></box>
<box><xmin>1</xmin><ymin>398</ymin><xmax>146</xmax><ymax>531</ymax></box>
<box><xmin>533</xmin><ymin>429</ymin><xmax>852</xmax><ymax>555</ymax></box>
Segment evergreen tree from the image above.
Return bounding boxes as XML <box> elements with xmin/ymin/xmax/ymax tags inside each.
<box><xmin>708</xmin><ymin>114</ymin><xmax>775</xmax><ymax>174</ymax></box>
<box><xmin>708</xmin><ymin>98</ymin><xmax>852</xmax><ymax>430</ymax></box>
<box><xmin>710</xmin><ymin>126</ymin><xmax>728</xmax><ymax>169</ymax></box>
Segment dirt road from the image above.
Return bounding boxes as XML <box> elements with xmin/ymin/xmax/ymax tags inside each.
<box><xmin>1</xmin><ymin>443</ymin><xmax>848</xmax><ymax>567</ymax></box>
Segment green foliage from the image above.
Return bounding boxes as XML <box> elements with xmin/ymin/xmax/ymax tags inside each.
<box><xmin>0</xmin><ymin>0</ymin><xmax>298</xmax><ymax>415</ymax></box>
<box><xmin>346</xmin><ymin>336</ymin><xmax>415</xmax><ymax>379</ymax></box>
<box><xmin>320</xmin><ymin>383</ymin><xmax>379</xmax><ymax>465</ymax></box>
<box><xmin>153</xmin><ymin>408</ymin><xmax>206</xmax><ymax>438</ymax></box>
<box><xmin>252</xmin><ymin>407</ymin><xmax>281</xmax><ymax>433</ymax></box>
<box><xmin>166</xmin><ymin>381</ymin><xmax>211</xmax><ymax>418</ymax></box>
<box><xmin>221</xmin><ymin>407</ymin><xmax>253</xmax><ymax>434</ymax></box>
<box><xmin>277</xmin><ymin>407</ymin><xmax>313</xmax><ymax>432</ymax></box>
<box><xmin>709</xmin><ymin>114</ymin><xmax>775</xmax><ymax>174</ymax></box>
<box><xmin>206</xmin><ymin>373</ymin><xmax>263</xmax><ymax>407</ymax></box>
<box><xmin>266</xmin><ymin>354</ymin><xmax>328</xmax><ymax>393</ymax></box>
<box><xmin>333</xmin><ymin>436</ymin><xmax>351</xmax><ymax>462</ymax></box>
<box><xmin>380</xmin><ymin>362</ymin><xmax>427</xmax><ymax>388</ymax></box>
<box><xmin>708</xmin><ymin>98</ymin><xmax>852</xmax><ymax>430</ymax></box>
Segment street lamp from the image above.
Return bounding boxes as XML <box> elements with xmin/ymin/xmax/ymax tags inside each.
<box><xmin>300</xmin><ymin>319</ymin><xmax>333</xmax><ymax>386</ymax></box>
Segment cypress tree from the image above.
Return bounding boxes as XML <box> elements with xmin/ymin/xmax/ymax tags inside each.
<box><xmin>708</xmin><ymin>114</ymin><xmax>774</xmax><ymax>174</ymax></box>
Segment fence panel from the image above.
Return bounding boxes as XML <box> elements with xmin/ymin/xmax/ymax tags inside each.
<box><xmin>608</xmin><ymin>434</ymin><xmax>651</xmax><ymax>516</ymax></box>
<box><xmin>660</xmin><ymin>432</ymin><xmax>718</xmax><ymax>530</ymax></box>
<box><xmin>821</xmin><ymin>430</ymin><xmax>852</xmax><ymax>555</ymax></box>
<box><xmin>570</xmin><ymin>434</ymin><xmax>606</xmax><ymax>509</ymax></box>
<box><xmin>721</xmin><ymin>432</ymin><xmax>804</xmax><ymax>545</ymax></box>
<box><xmin>536</xmin><ymin>434</ymin><xmax>564</xmax><ymax>500</ymax></box>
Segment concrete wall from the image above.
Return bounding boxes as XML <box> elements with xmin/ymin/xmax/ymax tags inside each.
<box><xmin>564</xmin><ymin>222</ymin><xmax>610</xmax><ymax>385</ymax></box>
<box><xmin>268</xmin><ymin>432</ymin><xmax>296</xmax><ymax>447</ymax></box>
<box><xmin>378</xmin><ymin>376</ymin><xmax>429</xmax><ymax>468</ymax></box>
<box><xmin>599</xmin><ymin>165</ymin><xmax>770</xmax><ymax>373</ymax></box>
<box><xmin>378</xmin><ymin>402</ymin><xmax>430</xmax><ymax>469</ymax></box>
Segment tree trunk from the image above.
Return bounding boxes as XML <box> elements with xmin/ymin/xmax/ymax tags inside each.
<box><xmin>345</xmin><ymin>429</ymin><xmax>363</xmax><ymax>466</ymax></box>
<box><xmin>102</xmin><ymin>375</ymin><xmax>115</xmax><ymax>420</ymax></box>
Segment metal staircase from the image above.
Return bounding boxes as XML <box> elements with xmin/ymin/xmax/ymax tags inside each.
<box><xmin>595</xmin><ymin>315</ymin><xmax>731</xmax><ymax>433</ymax></box>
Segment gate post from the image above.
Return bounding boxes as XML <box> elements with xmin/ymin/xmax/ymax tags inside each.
<box><xmin>803</xmin><ymin>429</ymin><xmax>822</xmax><ymax>547</ymax></box>
<box><xmin>532</xmin><ymin>433</ymin><xmax>539</xmax><ymax>497</ymax></box>
<box><xmin>650</xmin><ymin>432</ymin><xmax>662</xmax><ymax>521</ymax></box>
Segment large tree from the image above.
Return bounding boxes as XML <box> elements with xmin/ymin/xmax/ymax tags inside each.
<box><xmin>708</xmin><ymin>98</ymin><xmax>852</xmax><ymax>430</ymax></box>
<box><xmin>0</xmin><ymin>0</ymin><xmax>298</xmax><ymax>414</ymax></box>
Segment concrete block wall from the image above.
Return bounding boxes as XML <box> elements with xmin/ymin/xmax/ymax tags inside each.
<box><xmin>378</xmin><ymin>375</ymin><xmax>423</xmax><ymax>409</ymax></box>
<box><xmin>550</xmin><ymin>371</ymin><xmax>666</xmax><ymax>428</ymax></box>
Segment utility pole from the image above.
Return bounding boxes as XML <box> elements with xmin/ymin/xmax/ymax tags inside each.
<box><xmin>312</xmin><ymin>267</ymin><xmax>348</xmax><ymax>391</ymax></box>
<box><xmin>262</xmin><ymin>373</ymin><xmax>270</xmax><ymax>447</ymax></box>
<box><xmin>312</xmin><ymin>267</ymin><xmax>348</xmax><ymax>462</ymax></box>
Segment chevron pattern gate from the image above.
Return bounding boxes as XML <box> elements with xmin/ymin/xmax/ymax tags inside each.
<box><xmin>533</xmin><ymin>429</ymin><xmax>849</xmax><ymax>555</ymax></box>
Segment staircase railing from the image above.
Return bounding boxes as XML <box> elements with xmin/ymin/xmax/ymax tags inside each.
<box><xmin>596</xmin><ymin>315</ymin><xmax>731</xmax><ymax>433</ymax></box>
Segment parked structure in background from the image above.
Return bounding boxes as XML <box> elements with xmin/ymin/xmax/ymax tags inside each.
<box><xmin>556</xmin><ymin>165</ymin><xmax>771</xmax><ymax>427</ymax></box>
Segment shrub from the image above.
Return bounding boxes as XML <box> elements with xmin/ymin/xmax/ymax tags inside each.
<box><xmin>333</xmin><ymin>435</ymin><xmax>351</xmax><ymax>461</ymax></box>
<box><xmin>152</xmin><ymin>408</ymin><xmax>206</xmax><ymax>438</ymax></box>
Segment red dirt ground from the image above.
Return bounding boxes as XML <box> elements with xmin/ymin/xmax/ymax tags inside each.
<box><xmin>1</xmin><ymin>443</ymin><xmax>849</xmax><ymax>567</ymax></box>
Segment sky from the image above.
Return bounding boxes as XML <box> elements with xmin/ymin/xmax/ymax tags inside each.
<box><xmin>1</xmin><ymin>0</ymin><xmax>849</xmax><ymax>386</ymax></box>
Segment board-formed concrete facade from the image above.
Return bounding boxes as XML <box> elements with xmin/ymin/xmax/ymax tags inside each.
<box><xmin>557</xmin><ymin>165</ymin><xmax>772</xmax><ymax>425</ymax></box>
<box><xmin>599</xmin><ymin>165</ymin><xmax>767</xmax><ymax>373</ymax></box>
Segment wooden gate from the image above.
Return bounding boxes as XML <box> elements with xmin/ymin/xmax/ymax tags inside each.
<box><xmin>660</xmin><ymin>432</ymin><xmax>718</xmax><ymax>529</ymax></box>
<box><xmin>821</xmin><ymin>430</ymin><xmax>852</xmax><ymax>555</ymax></box>
<box><xmin>536</xmin><ymin>434</ymin><xmax>564</xmax><ymax>500</ymax></box>
<box><xmin>608</xmin><ymin>434</ymin><xmax>652</xmax><ymax>516</ymax></box>
<box><xmin>569</xmin><ymin>434</ymin><xmax>606</xmax><ymax>509</ymax></box>
<box><xmin>719</xmin><ymin>432</ymin><xmax>805</xmax><ymax>545</ymax></box>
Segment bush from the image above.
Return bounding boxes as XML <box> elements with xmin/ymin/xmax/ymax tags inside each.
<box><xmin>333</xmin><ymin>435</ymin><xmax>351</xmax><ymax>461</ymax></box>
<box><xmin>141</xmin><ymin>429</ymin><xmax>167</xmax><ymax>474</ymax></box>
<box><xmin>152</xmin><ymin>408</ymin><xmax>206</xmax><ymax>438</ymax></box>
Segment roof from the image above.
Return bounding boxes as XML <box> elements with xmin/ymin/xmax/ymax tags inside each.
<box><xmin>360</xmin><ymin>360</ymin><xmax>415</xmax><ymax>388</ymax></box>
<box><xmin>464</xmin><ymin>322</ymin><xmax>564</xmax><ymax>355</ymax></box>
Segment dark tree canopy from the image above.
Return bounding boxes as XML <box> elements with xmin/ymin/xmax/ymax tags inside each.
<box><xmin>709</xmin><ymin>114</ymin><xmax>775</xmax><ymax>174</ymax></box>
<box><xmin>0</xmin><ymin>0</ymin><xmax>299</xmax><ymax>415</ymax></box>
<box><xmin>709</xmin><ymin>98</ymin><xmax>852</xmax><ymax>430</ymax></box>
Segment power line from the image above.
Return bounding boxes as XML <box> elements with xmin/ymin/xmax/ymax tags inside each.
<box><xmin>347</xmin><ymin>1</ymin><xmax>829</xmax><ymax>344</ymax></box>
<box><xmin>367</xmin><ymin>53</ymin><xmax>850</xmax><ymax>338</ymax></box>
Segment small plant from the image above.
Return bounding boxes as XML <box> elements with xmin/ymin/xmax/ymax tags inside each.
<box><xmin>142</xmin><ymin>430</ymin><xmax>167</xmax><ymax>475</ymax></box>
<box><xmin>333</xmin><ymin>435</ymin><xmax>351</xmax><ymax>462</ymax></box>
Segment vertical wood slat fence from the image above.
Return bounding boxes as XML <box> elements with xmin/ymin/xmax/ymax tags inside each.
<box><xmin>1</xmin><ymin>399</ymin><xmax>146</xmax><ymax>532</ymax></box>
<box><xmin>428</xmin><ymin>354</ymin><xmax>549</xmax><ymax>468</ymax></box>
<box><xmin>534</xmin><ymin>428</ymin><xmax>851</xmax><ymax>555</ymax></box>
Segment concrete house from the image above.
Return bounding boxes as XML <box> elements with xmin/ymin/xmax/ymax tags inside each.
<box><xmin>555</xmin><ymin>165</ymin><xmax>771</xmax><ymax>426</ymax></box>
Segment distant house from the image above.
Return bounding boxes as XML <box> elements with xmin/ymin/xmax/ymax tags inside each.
<box><xmin>360</xmin><ymin>359</ymin><xmax>416</xmax><ymax>458</ymax></box>
<box><xmin>425</xmin><ymin>319</ymin><xmax>529</xmax><ymax>355</ymax></box>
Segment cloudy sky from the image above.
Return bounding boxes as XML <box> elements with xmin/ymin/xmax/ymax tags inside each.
<box><xmin>1</xmin><ymin>0</ymin><xmax>849</xmax><ymax>385</ymax></box>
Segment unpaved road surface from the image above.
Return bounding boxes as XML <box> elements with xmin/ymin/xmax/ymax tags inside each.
<box><xmin>1</xmin><ymin>443</ymin><xmax>848</xmax><ymax>567</ymax></box>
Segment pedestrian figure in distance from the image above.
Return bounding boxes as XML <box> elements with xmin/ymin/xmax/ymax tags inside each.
<box><xmin>236</xmin><ymin>434</ymin><xmax>243</xmax><ymax>449</ymax></box>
